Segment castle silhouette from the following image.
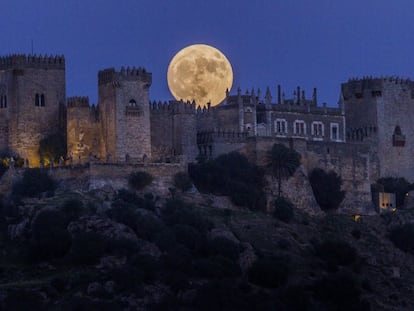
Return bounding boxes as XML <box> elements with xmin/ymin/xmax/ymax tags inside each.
<box><xmin>0</xmin><ymin>54</ymin><xmax>412</xmax><ymax>211</ymax></box>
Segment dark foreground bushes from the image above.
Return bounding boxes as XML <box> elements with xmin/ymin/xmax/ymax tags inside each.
<box><xmin>390</xmin><ymin>223</ymin><xmax>414</xmax><ymax>254</ymax></box>
<box><xmin>189</xmin><ymin>152</ymin><xmax>266</xmax><ymax>210</ymax></box>
<box><xmin>13</xmin><ymin>168</ymin><xmax>56</xmax><ymax>198</ymax></box>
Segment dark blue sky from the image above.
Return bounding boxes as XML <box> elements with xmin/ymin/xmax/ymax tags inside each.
<box><xmin>2</xmin><ymin>0</ymin><xmax>414</xmax><ymax>106</ymax></box>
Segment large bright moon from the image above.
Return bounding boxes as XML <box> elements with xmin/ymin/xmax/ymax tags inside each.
<box><xmin>167</xmin><ymin>44</ymin><xmax>233</xmax><ymax>107</ymax></box>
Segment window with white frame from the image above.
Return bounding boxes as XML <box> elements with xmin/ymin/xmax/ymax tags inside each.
<box><xmin>311</xmin><ymin>121</ymin><xmax>324</xmax><ymax>137</ymax></box>
<box><xmin>294</xmin><ymin>120</ymin><xmax>306</xmax><ymax>135</ymax></box>
<box><xmin>275</xmin><ymin>118</ymin><xmax>287</xmax><ymax>134</ymax></box>
<box><xmin>330</xmin><ymin>123</ymin><xmax>339</xmax><ymax>140</ymax></box>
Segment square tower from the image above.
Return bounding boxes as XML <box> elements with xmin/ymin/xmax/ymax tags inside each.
<box><xmin>0</xmin><ymin>55</ymin><xmax>66</xmax><ymax>166</ymax></box>
<box><xmin>98</xmin><ymin>67</ymin><xmax>152</xmax><ymax>161</ymax></box>
<box><xmin>342</xmin><ymin>77</ymin><xmax>414</xmax><ymax>182</ymax></box>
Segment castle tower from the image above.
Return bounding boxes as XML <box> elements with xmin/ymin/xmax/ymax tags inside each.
<box><xmin>98</xmin><ymin>67</ymin><xmax>152</xmax><ymax>161</ymax></box>
<box><xmin>0</xmin><ymin>54</ymin><xmax>66</xmax><ymax>166</ymax></box>
<box><xmin>342</xmin><ymin>77</ymin><xmax>414</xmax><ymax>181</ymax></box>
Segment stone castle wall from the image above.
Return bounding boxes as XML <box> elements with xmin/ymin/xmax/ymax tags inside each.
<box><xmin>150</xmin><ymin>101</ymin><xmax>198</xmax><ymax>162</ymax></box>
<box><xmin>66</xmin><ymin>97</ymin><xmax>102</xmax><ymax>161</ymax></box>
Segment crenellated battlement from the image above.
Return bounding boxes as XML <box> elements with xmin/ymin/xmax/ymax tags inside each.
<box><xmin>67</xmin><ymin>96</ymin><xmax>90</xmax><ymax>108</ymax></box>
<box><xmin>98</xmin><ymin>66</ymin><xmax>152</xmax><ymax>85</ymax></box>
<box><xmin>342</xmin><ymin>76</ymin><xmax>414</xmax><ymax>100</ymax></box>
<box><xmin>0</xmin><ymin>54</ymin><xmax>65</xmax><ymax>70</ymax></box>
<box><xmin>150</xmin><ymin>100</ymin><xmax>196</xmax><ymax>114</ymax></box>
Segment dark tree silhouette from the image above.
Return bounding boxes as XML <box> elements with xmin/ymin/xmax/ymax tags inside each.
<box><xmin>309</xmin><ymin>168</ymin><xmax>345</xmax><ymax>211</ymax></box>
<box><xmin>266</xmin><ymin>144</ymin><xmax>301</xmax><ymax>197</ymax></box>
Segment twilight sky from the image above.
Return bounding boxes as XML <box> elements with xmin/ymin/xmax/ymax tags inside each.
<box><xmin>2</xmin><ymin>0</ymin><xmax>414</xmax><ymax>106</ymax></box>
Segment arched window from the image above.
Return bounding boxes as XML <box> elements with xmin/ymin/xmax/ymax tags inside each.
<box><xmin>3</xmin><ymin>95</ymin><xmax>6</xmax><ymax>108</ymax></box>
<box><xmin>35</xmin><ymin>94</ymin><xmax>40</xmax><ymax>106</ymax></box>
<box><xmin>0</xmin><ymin>96</ymin><xmax>3</xmax><ymax>108</ymax></box>
<box><xmin>393</xmin><ymin>125</ymin><xmax>405</xmax><ymax>147</ymax></box>
<box><xmin>40</xmin><ymin>94</ymin><xmax>45</xmax><ymax>107</ymax></box>
<box><xmin>129</xmin><ymin>99</ymin><xmax>137</xmax><ymax>107</ymax></box>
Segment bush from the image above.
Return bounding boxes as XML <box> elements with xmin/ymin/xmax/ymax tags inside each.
<box><xmin>193</xmin><ymin>255</ymin><xmax>241</xmax><ymax>278</ymax></box>
<box><xmin>390</xmin><ymin>224</ymin><xmax>414</xmax><ymax>254</ymax></box>
<box><xmin>173</xmin><ymin>172</ymin><xmax>192</xmax><ymax>192</ymax></box>
<box><xmin>315</xmin><ymin>239</ymin><xmax>357</xmax><ymax>266</ymax></box>
<box><xmin>30</xmin><ymin>209</ymin><xmax>71</xmax><ymax>261</ymax></box>
<box><xmin>173</xmin><ymin>224</ymin><xmax>206</xmax><ymax>252</ymax></box>
<box><xmin>189</xmin><ymin>152</ymin><xmax>267</xmax><ymax>210</ymax></box>
<box><xmin>128</xmin><ymin>171</ymin><xmax>153</xmax><ymax>191</ymax></box>
<box><xmin>162</xmin><ymin>199</ymin><xmax>212</xmax><ymax>234</ymax></box>
<box><xmin>248</xmin><ymin>257</ymin><xmax>290</xmax><ymax>288</ymax></box>
<box><xmin>309</xmin><ymin>168</ymin><xmax>345</xmax><ymax>211</ymax></box>
<box><xmin>207</xmin><ymin>237</ymin><xmax>242</xmax><ymax>261</ymax></box>
<box><xmin>38</xmin><ymin>132</ymin><xmax>66</xmax><ymax>165</ymax></box>
<box><xmin>68</xmin><ymin>232</ymin><xmax>107</xmax><ymax>265</ymax></box>
<box><xmin>60</xmin><ymin>198</ymin><xmax>83</xmax><ymax>222</ymax></box>
<box><xmin>273</xmin><ymin>197</ymin><xmax>294</xmax><ymax>223</ymax></box>
<box><xmin>13</xmin><ymin>168</ymin><xmax>56</xmax><ymax>198</ymax></box>
<box><xmin>312</xmin><ymin>274</ymin><xmax>369</xmax><ymax>310</ymax></box>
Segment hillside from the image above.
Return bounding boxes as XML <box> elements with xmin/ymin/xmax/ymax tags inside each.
<box><xmin>1</xmin><ymin>174</ymin><xmax>414</xmax><ymax>310</ymax></box>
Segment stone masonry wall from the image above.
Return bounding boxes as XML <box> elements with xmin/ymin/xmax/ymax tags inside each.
<box><xmin>8</xmin><ymin>64</ymin><xmax>65</xmax><ymax>166</ymax></box>
<box><xmin>67</xmin><ymin>97</ymin><xmax>102</xmax><ymax>161</ymax></box>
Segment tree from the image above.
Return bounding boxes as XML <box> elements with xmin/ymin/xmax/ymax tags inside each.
<box><xmin>266</xmin><ymin>144</ymin><xmax>301</xmax><ymax>197</ymax></box>
<box><xmin>309</xmin><ymin>168</ymin><xmax>345</xmax><ymax>211</ymax></box>
<box><xmin>38</xmin><ymin>133</ymin><xmax>66</xmax><ymax>165</ymax></box>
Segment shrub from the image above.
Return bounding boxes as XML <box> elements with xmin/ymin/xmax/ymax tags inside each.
<box><xmin>68</xmin><ymin>232</ymin><xmax>107</xmax><ymax>265</ymax></box>
<box><xmin>60</xmin><ymin>198</ymin><xmax>84</xmax><ymax>222</ymax></box>
<box><xmin>173</xmin><ymin>171</ymin><xmax>192</xmax><ymax>192</ymax></box>
<box><xmin>173</xmin><ymin>224</ymin><xmax>206</xmax><ymax>252</ymax></box>
<box><xmin>315</xmin><ymin>239</ymin><xmax>357</xmax><ymax>266</ymax></box>
<box><xmin>38</xmin><ymin>132</ymin><xmax>66</xmax><ymax>165</ymax></box>
<box><xmin>207</xmin><ymin>237</ymin><xmax>242</xmax><ymax>261</ymax></box>
<box><xmin>13</xmin><ymin>168</ymin><xmax>56</xmax><ymax>198</ymax></box>
<box><xmin>30</xmin><ymin>209</ymin><xmax>71</xmax><ymax>261</ymax></box>
<box><xmin>312</xmin><ymin>274</ymin><xmax>369</xmax><ymax>310</ymax></box>
<box><xmin>189</xmin><ymin>152</ymin><xmax>267</xmax><ymax>210</ymax></box>
<box><xmin>134</xmin><ymin>213</ymin><xmax>164</xmax><ymax>241</ymax></box>
<box><xmin>193</xmin><ymin>255</ymin><xmax>241</xmax><ymax>278</ymax></box>
<box><xmin>390</xmin><ymin>224</ymin><xmax>414</xmax><ymax>254</ymax></box>
<box><xmin>162</xmin><ymin>199</ymin><xmax>212</xmax><ymax>234</ymax></box>
<box><xmin>309</xmin><ymin>168</ymin><xmax>345</xmax><ymax>211</ymax></box>
<box><xmin>128</xmin><ymin>171</ymin><xmax>153</xmax><ymax>191</ymax></box>
<box><xmin>273</xmin><ymin>197</ymin><xmax>294</xmax><ymax>223</ymax></box>
<box><xmin>3</xmin><ymin>289</ymin><xmax>45</xmax><ymax>311</ymax></box>
<box><xmin>352</xmin><ymin>229</ymin><xmax>361</xmax><ymax>240</ymax></box>
<box><xmin>248</xmin><ymin>257</ymin><xmax>290</xmax><ymax>288</ymax></box>
<box><xmin>115</xmin><ymin>189</ymin><xmax>140</xmax><ymax>204</ymax></box>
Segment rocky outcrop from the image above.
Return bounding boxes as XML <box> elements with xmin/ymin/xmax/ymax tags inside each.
<box><xmin>67</xmin><ymin>215</ymin><xmax>138</xmax><ymax>241</ymax></box>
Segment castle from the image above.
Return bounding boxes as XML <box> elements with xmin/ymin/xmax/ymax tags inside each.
<box><xmin>1</xmin><ymin>54</ymin><xmax>413</xmax><ymax>211</ymax></box>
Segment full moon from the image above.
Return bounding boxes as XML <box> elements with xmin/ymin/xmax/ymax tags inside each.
<box><xmin>167</xmin><ymin>44</ymin><xmax>233</xmax><ymax>107</ymax></box>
